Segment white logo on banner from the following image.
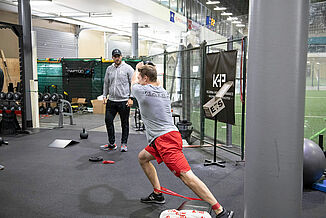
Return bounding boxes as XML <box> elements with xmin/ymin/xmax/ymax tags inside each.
<box><xmin>212</xmin><ymin>74</ymin><xmax>226</xmax><ymax>88</ymax></box>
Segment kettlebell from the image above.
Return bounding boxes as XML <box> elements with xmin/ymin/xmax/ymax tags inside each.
<box><xmin>80</xmin><ymin>128</ymin><xmax>88</xmax><ymax>139</ymax></box>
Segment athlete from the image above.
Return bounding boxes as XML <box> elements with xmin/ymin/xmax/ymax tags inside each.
<box><xmin>131</xmin><ymin>61</ymin><xmax>234</xmax><ymax>218</ymax></box>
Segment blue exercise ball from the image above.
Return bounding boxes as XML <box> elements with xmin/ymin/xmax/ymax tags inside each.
<box><xmin>303</xmin><ymin>138</ymin><xmax>326</xmax><ymax>186</ymax></box>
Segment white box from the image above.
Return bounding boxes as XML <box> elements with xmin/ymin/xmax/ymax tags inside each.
<box><xmin>203</xmin><ymin>81</ymin><xmax>233</xmax><ymax>118</ymax></box>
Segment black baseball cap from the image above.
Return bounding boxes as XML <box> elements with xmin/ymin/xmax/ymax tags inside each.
<box><xmin>112</xmin><ymin>49</ymin><xmax>122</xmax><ymax>56</ymax></box>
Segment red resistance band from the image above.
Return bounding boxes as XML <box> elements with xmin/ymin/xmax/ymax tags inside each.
<box><xmin>154</xmin><ymin>186</ymin><xmax>203</xmax><ymax>201</ymax></box>
<box><xmin>154</xmin><ymin>187</ymin><xmax>222</xmax><ymax>210</ymax></box>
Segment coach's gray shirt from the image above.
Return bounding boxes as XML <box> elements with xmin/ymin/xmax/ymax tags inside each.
<box><xmin>132</xmin><ymin>83</ymin><xmax>178</xmax><ymax>144</ymax></box>
<box><xmin>103</xmin><ymin>61</ymin><xmax>134</xmax><ymax>101</ymax></box>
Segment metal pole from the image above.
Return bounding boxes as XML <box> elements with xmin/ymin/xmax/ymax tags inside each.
<box><xmin>163</xmin><ymin>50</ymin><xmax>167</xmax><ymax>89</ymax></box>
<box><xmin>244</xmin><ymin>0</ymin><xmax>309</xmax><ymax>217</ymax></box>
<box><xmin>18</xmin><ymin>0</ymin><xmax>33</xmax><ymax>128</ymax></box>
<box><xmin>317</xmin><ymin>64</ymin><xmax>320</xmax><ymax>91</ymax></box>
<box><xmin>200</xmin><ymin>41</ymin><xmax>207</xmax><ymax>145</ymax></box>
<box><xmin>241</xmin><ymin>37</ymin><xmax>247</xmax><ymax>161</ymax></box>
<box><xmin>311</xmin><ymin>62</ymin><xmax>314</xmax><ymax>87</ymax></box>
<box><xmin>132</xmin><ymin>23</ymin><xmax>139</xmax><ymax>58</ymax></box>
<box><xmin>213</xmin><ymin>116</ymin><xmax>217</xmax><ymax>162</ymax></box>
<box><xmin>226</xmin><ymin>36</ymin><xmax>233</xmax><ymax>147</ymax></box>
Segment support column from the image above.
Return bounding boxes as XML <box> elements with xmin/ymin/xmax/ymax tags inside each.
<box><xmin>226</xmin><ymin>36</ymin><xmax>233</xmax><ymax>147</ymax></box>
<box><xmin>132</xmin><ymin>23</ymin><xmax>138</xmax><ymax>58</ymax></box>
<box><xmin>18</xmin><ymin>0</ymin><xmax>33</xmax><ymax>128</ymax></box>
<box><xmin>244</xmin><ymin>1</ymin><xmax>309</xmax><ymax>218</ymax></box>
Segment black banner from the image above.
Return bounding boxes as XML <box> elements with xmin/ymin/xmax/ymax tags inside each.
<box><xmin>62</xmin><ymin>59</ymin><xmax>95</xmax><ymax>78</ymax></box>
<box><xmin>205</xmin><ymin>50</ymin><xmax>237</xmax><ymax>124</ymax></box>
<box><xmin>62</xmin><ymin>59</ymin><xmax>96</xmax><ymax>101</ymax></box>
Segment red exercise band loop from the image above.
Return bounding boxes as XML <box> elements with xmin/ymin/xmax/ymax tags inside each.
<box><xmin>154</xmin><ymin>186</ymin><xmax>203</xmax><ymax>201</ymax></box>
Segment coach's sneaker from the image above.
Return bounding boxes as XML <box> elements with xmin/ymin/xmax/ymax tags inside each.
<box><xmin>140</xmin><ymin>192</ymin><xmax>165</xmax><ymax>204</ymax></box>
<box><xmin>216</xmin><ymin>208</ymin><xmax>234</xmax><ymax>218</ymax></box>
<box><xmin>120</xmin><ymin>144</ymin><xmax>128</xmax><ymax>152</ymax></box>
<box><xmin>100</xmin><ymin>143</ymin><xmax>117</xmax><ymax>151</ymax></box>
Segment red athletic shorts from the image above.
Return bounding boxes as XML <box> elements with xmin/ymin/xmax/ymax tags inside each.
<box><xmin>145</xmin><ymin>131</ymin><xmax>191</xmax><ymax>177</ymax></box>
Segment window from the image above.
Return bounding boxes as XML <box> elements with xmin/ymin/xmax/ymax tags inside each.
<box><xmin>160</xmin><ymin>0</ymin><xmax>169</xmax><ymax>7</ymax></box>
<box><xmin>170</xmin><ymin>0</ymin><xmax>178</xmax><ymax>11</ymax></box>
<box><xmin>178</xmin><ymin>0</ymin><xmax>184</xmax><ymax>15</ymax></box>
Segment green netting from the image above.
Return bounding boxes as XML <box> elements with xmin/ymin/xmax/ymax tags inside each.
<box><xmin>37</xmin><ymin>62</ymin><xmax>63</xmax><ymax>93</ymax></box>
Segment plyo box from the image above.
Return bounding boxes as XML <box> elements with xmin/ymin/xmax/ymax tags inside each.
<box><xmin>203</xmin><ymin>81</ymin><xmax>233</xmax><ymax>118</ymax></box>
<box><xmin>91</xmin><ymin>99</ymin><xmax>106</xmax><ymax>114</ymax></box>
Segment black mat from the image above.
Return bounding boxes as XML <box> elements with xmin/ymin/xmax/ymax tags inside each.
<box><xmin>0</xmin><ymin>129</ymin><xmax>325</xmax><ymax>217</ymax></box>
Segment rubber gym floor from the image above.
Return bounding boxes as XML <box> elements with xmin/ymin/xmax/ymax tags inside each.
<box><xmin>0</xmin><ymin>113</ymin><xmax>325</xmax><ymax>218</ymax></box>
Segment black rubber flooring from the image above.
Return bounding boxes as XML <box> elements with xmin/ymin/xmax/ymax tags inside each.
<box><xmin>0</xmin><ymin>128</ymin><xmax>325</xmax><ymax>218</ymax></box>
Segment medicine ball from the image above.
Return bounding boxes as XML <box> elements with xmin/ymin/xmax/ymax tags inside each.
<box><xmin>53</xmin><ymin>107</ymin><xmax>60</xmax><ymax>115</ymax></box>
<box><xmin>13</xmin><ymin>92</ymin><xmax>22</xmax><ymax>101</ymax></box>
<box><xmin>43</xmin><ymin>93</ymin><xmax>51</xmax><ymax>101</ymax></box>
<box><xmin>38</xmin><ymin>93</ymin><xmax>43</xmax><ymax>101</ymax></box>
<box><xmin>46</xmin><ymin>106</ymin><xmax>54</xmax><ymax>114</ymax></box>
<box><xmin>39</xmin><ymin>106</ymin><xmax>46</xmax><ymax>114</ymax></box>
<box><xmin>6</xmin><ymin>92</ymin><xmax>14</xmax><ymax>100</ymax></box>
<box><xmin>303</xmin><ymin>138</ymin><xmax>326</xmax><ymax>186</ymax></box>
<box><xmin>0</xmin><ymin>92</ymin><xmax>6</xmax><ymax>100</ymax></box>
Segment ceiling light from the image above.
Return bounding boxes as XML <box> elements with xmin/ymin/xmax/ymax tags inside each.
<box><xmin>227</xmin><ymin>17</ymin><xmax>238</xmax><ymax>21</ymax></box>
<box><xmin>214</xmin><ymin>7</ymin><xmax>226</xmax><ymax>10</ymax></box>
<box><xmin>206</xmin><ymin>1</ymin><xmax>220</xmax><ymax>5</ymax></box>
<box><xmin>232</xmin><ymin>21</ymin><xmax>241</xmax><ymax>24</ymax></box>
<box><xmin>236</xmin><ymin>24</ymin><xmax>245</xmax><ymax>27</ymax></box>
<box><xmin>221</xmin><ymin>12</ymin><xmax>232</xmax><ymax>16</ymax></box>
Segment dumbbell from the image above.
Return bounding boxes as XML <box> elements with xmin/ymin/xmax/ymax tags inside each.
<box><xmin>43</xmin><ymin>93</ymin><xmax>51</xmax><ymax>101</ymax></box>
<box><xmin>38</xmin><ymin>93</ymin><xmax>43</xmax><ymax>101</ymax></box>
<box><xmin>2</xmin><ymin>105</ymin><xmax>8</xmax><ymax>111</ymax></box>
<box><xmin>51</xmin><ymin>93</ymin><xmax>59</xmax><ymax>101</ymax></box>
<box><xmin>58</xmin><ymin>94</ymin><xmax>63</xmax><ymax>100</ymax></box>
<box><xmin>39</xmin><ymin>105</ymin><xmax>46</xmax><ymax>114</ymax></box>
<box><xmin>0</xmin><ymin>92</ymin><xmax>6</xmax><ymax>100</ymax></box>
<box><xmin>46</xmin><ymin>106</ymin><xmax>54</xmax><ymax>114</ymax></box>
<box><xmin>53</xmin><ymin>106</ymin><xmax>60</xmax><ymax>115</ymax></box>
<box><xmin>13</xmin><ymin>92</ymin><xmax>22</xmax><ymax>101</ymax></box>
<box><xmin>6</xmin><ymin>92</ymin><xmax>14</xmax><ymax>100</ymax></box>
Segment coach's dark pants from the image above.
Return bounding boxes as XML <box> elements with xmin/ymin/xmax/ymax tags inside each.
<box><xmin>105</xmin><ymin>100</ymin><xmax>130</xmax><ymax>145</ymax></box>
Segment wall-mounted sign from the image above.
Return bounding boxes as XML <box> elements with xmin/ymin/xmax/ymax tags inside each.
<box><xmin>187</xmin><ymin>19</ymin><xmax>192</xmax><ymax>30</ymax></box>
<box><xmin>206</xmin><ymin>16</ymin><xmax>215</xmax><ymax>29</ymax></box>
<box><xmin>170</xmin><ymin>11</ymin><xmax>175</xmax><ymax>23</ymax></box>
<box><xmin>169</xmin><ymin>11</ymin><xmax>187</xmax><ymax>26</ymax></box>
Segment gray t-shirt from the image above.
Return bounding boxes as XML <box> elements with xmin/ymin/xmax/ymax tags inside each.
<box><xmin>132</xmin><ymin>83</ymin><xmax>178</xmax><ymax>144</ymax></box>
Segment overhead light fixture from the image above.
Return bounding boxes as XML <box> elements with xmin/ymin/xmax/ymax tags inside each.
<box><xmin>232</xmin><ymin>21</ymin><xmax>241</xmax><ymax>24</ymax></box>
<box><xmin>214</xmin><ymin>6</ymin><xmax>226</xmax><ymax>10</ymax></box>
<box><xmin>221</xmin><ymin>12</ymin><xmax>232</xmax><ymax>16</ymax></box>
<box><xmin>236</xmin><ymin>24</ymin><xmax>245</xmax><ymax>27</ymax></box>
<box><xmin>206</xmin><ymin>1</ymin><xmax>220</xmax><ymax>5</ymax></box>
<box><xmin>227</xmin><ymin>17</ymin><xmax>238</xmax><ymax>21</ymax></box>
